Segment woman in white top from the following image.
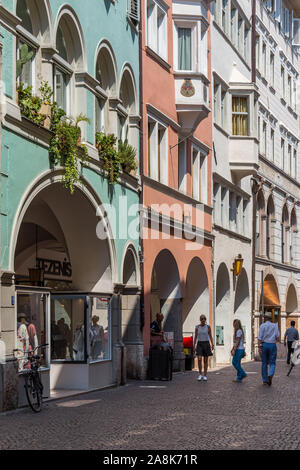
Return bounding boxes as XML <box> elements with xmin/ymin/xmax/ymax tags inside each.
<box><xmin>231</xmin><ymin>319</ymin><xmax>247</xmax><ymax>382</ymax></box>
<box><xmin>193</xmin><ymin>315</ymin><xmax>214</xmax><ymax>382</ymax></box>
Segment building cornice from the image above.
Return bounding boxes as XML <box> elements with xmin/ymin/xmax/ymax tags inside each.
<box><xmin>146</xmin><ymin>103</ymin><xmax>181</xmax><ymax>132</ymax></box>
<box><xmin>0</xmin><ymin>4</ymin><xmax>20</xmax><ymax>34</ymax></box>
<box><xmin>255</xmin><ymin>257</ymin><xmax>300</xmax><ymax>274</ymax></box>
<box><xmin>213</xmin><ymin>172</ymin><xmax>251</xmax><ymax>199</ymax></box>
<box><xmin>213</xmin><ymin>224</ymin><xmax>251</xmax><ymax>244</ymax></box>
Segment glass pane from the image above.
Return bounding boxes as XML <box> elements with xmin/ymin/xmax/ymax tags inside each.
<box><xmin>16</xmin><ymin>293</ymin><xmax>47</xmax><ymax>372</ymax></box>
<box><xmin>96</xmin><ymin>98</ymin><xmax>105</xmax><ymax>133</ymax></box>
<box><xmin>89</xmin><ymin>297</ymin><xmax>111</xmax><ymax>362</ymax></box>
<box><xmin>55</xmin><ymin>68</ymin><xmax>67</xmax><ymax>111</ymax></box>
<box><xmin>16</xmin><ymin>0</ymin><xmax>33</xmax><ymax>34</ymax></box>
<box><xmin>56</xmin><ymin>26</ymin><xmax>68</xmax><ymax>62</ymax></box>
<box><xmin>178</xmin><ymin>28</ymin><xmax>191</xmax><ymax>70</ymax></box>
<box><xmin>17</xmin><ymin>41</ymin><xmax>35</xmax><ymax>87</ymax></box>
<box><xmin>51</xmin><ymin>297</ymin><xmax>86</xmax><ymax>361</ymax></box>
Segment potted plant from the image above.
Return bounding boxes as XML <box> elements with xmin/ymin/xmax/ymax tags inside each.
<box><xmin>95</xmin><ymin>132</ymin><xmax>121</xmax><ymax>184</ymax></box>
<box><xmin>118</xmin><ymin>138</ymin><xmax>138</xmax><ymax>176</ymax></box>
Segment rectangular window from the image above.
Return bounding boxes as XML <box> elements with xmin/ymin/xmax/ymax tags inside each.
<box><xmin>229</xmin><ymin>192</ymin><xmax>236</xmax><ymax>231</ymax></box>
<box><xmin>178</xmin><ymin>27</ymin><xmax>192</xmax><ymax>70</ymax></box>
<box><xmin>256</xmin><ymin>35</ymin><xmax>260</xmax><ymax>70</ymax></box>
<box><xmin>178</xmin><ymin>139</ymin><xmax>186</xmax><ymax>193</ymax></box>
<box><xmin>16</xmin><ymin>292</ymin><xmax>48</xmax><ymax>372</ymax></box>
<box><xmin>192</xmin><ymin>148</ymin><xmax>200</xmax><ymax>201</ymax></box>
<box><xmin>89</xmin><ymin>296</ymin><xmax>111</xmax><ymax>362</ymax></box>
<box><xmin>288</xmin><ymin>76</ymin><xmax>292</xmax><ymax>107</ymax></box>
<box><xmin>230</xmin><ymin>6</ymin><xmax>236</xmax><ymax>45</ymax></box>
<box><xmin>262</xmin><ymin>42</ymin><xmax>267</xmax><ymax>78</ymax></box>
<box><xmin>200</xmin><ymin>153</ymin><xmax>207</xmax><ymax>204</ymax></box>
<box><xmin>222</xmin><ymin>0</ymin><xmax>228</xmax><ymax>32</ymax></box>
<box><xmin>288</xmin><ymin>144</ymin><xmax>292</xmax><ymax>175</ymax></box>
<box><xmin>221</xmin><ymin>90</ymin><xmax>226</xmax><ymax>128</ymax></box>
<box><xmin>244</xmin><ymin>26</ymin><xmax>249</xmax><ymax>62</ymax></box>
<box><xmin>238</xmin><ymin>17</ymin><xmax>243</xmax><ymax>55</ymax></box>
<box><xmin>232</xmin><ymin>96</ymin><xmax>248</xmax><ymax>136</ymax></box>
<box><xmin>281</xmin><ymin>66</ymin><xmax>285</xmax><ymax>99</ymax></box>
<box><xmin>281</xmin><ymin>138</ymin><xmax>285</xmax><ymax>169</ymax></box>
<box><xmin>270</xmin><ymin>128</ymin><xmax>275</xmax><ymax>161</ymax></box>
<box><xmin>293</xmin><ymin>149</ymin><xmax>297</xmax><ymax>179</ymax></box>
<box><xmin>270</xmin><ymin>52</ymin><xmax>274</xmax><ymax>87</ymax></box>
<box><xmin>147</xmin><ymin>117</ymin><xmax>168</xmax><ymax>183</ymax></box>
<box><xmin>263</xmin><ymin>121</ymin><xmax>267</xmax><ymax>156</ymax></box>
<box><xmin>55</xmin><ymin>67</ymin><xmax>68</xmax><ymax>112</ymax></box>
<box><xmin>17</xmin><ymin>40</ymin><xmax>36</xmax><ymax>89</ymax></box>
<box><xmin>214</xmin><ymin>82</ymin><xmax>219</xmax><ymax>122</ymax></box>
<box><xmin>147</xmin><ymin>0</ymin><xmax>167</xmax><ymax>61</ymax></box>
<box><xmin>95</xmin><ymin>98</ymin><xmax>105</xmax><ymax>133</ymax></box>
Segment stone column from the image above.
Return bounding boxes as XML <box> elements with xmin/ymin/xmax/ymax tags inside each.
<box><xmin>161</xmin><ymin>298</ymin><xmax>185</xmax><ymax>371</ymax></box>
<box><xmin>0</xmin><ymin>272</ymin><xmax>19</xmax><ymax>411</ymax></box>
<box><xmin>121</xmin><ymin>287</ymin><xmax>146</xmax><ymax>379</ymax></box>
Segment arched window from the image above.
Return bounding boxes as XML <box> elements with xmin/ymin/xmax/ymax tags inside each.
<box><xmin>95</xmin><ymin>43</ymin><xmax>117</xmax><ymax>135</ymax></box>
<box><xmin>118</xmin><ymin>67</ymin><xmax>137</xmax><ymax>147</ymax></box>
<box><xmin>256</xmin><ymin>190</ymin><xmax>265</xmax><ymax>257</ymax></box>
<box><xmin>266</xmin><ymin>196</ymin><xmax>275</xmax><ymax>259</ymax></box>
<box><xmin>281</xmin><ymin>205</ymin><xmax>289</xmax><ymax>264</ymax></box>
<box><xmin>290</xmin><ymin>208</ymin><xmax>297</xmax><ymax>265</ymax></box>
<box><xmin>54</xmin><ymin>10</ymin><xmax>86</xmax><ymax>115</ymax></box>
<box><xmin>16</xmin><ymin>0</ymin><xmax>36</xmax><ymax>88</ymax></box>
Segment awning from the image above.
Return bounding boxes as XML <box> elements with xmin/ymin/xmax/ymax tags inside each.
<box><xmin>260</xmin><ymin>280</ymin><xmax>281</xmax><ymax>308</ymax></box>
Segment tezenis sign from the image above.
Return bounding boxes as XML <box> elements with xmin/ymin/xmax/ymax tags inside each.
<box><xmin>36</xmin><ymin>257</ymin><xmax>72</xmax><ymax>278</ymax></box>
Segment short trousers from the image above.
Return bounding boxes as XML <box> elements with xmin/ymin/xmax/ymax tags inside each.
<box><xmin>196</xmin><ymin>341</ymin><xmax>213</xmax><ymax>357</ymax></box>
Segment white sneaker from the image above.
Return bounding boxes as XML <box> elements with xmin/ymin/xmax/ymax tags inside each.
<box><xmin>203</xmin><ymin>376</ymin><xmax>207</xmax><ymax>381</ymax></box>
<box><xmin>197</xmin><ymin>375</ymin><xmax>202</xmax><ymax>381</ymax></box>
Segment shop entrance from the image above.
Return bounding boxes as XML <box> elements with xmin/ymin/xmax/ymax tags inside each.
<box><xmin>259</xmin><ymin>274</ymin><xmax>281</xmax><ymax>335</ymax></box>
<box><xmin>13</xmin><ymin>182</ymin><xmax>116</xmax><ymax>399</ymax></box>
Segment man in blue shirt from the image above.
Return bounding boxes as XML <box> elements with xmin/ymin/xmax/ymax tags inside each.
<box><xmin>258</xmin><ymin>311</ymin><xmax>280</xmax><ymax>386</ymax></box>
<box><xmin>284</xmin><ymin>321</ymin><xmax>299</xmax><ymax>365</ymax></box>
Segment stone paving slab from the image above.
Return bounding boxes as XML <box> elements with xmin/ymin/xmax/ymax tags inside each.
<box><xmin>0</xmin><ymin>358</ymin><xmax>299</xmax><ymax>450</ymax></box>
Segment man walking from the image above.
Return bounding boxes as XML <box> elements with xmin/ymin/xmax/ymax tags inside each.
<box><xmin>284</xmin><ymin>321</ymin><xmax>299</xmax><ymax>365</ymax></box>
<box><xmin>258</xmin><ymin>311</ymin><xmax>280</xmax><ymax>386</ymax></box>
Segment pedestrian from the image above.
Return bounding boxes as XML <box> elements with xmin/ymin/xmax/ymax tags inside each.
<box><xmin>284</xmin><ymin>321</ymin><xmax>299</xmax><ymax>365</ymax></box>
<box><xmin>258</xmin><ymin>311</ymin><xmax>280</xmax><ymax>386</ymax></box>
<box><xmin>193</xmin><ymin>314</ymin><xmax>214</xmax><ymax>382</ymax></box>
<box><xmin>150</xmin><ymin>313</ymin><xmax>165</xmax><ymax>346</ymax></box>
<box><xmin>231</xmin><ymin>319</ymin><xmax>247</xmax><ymax>382</ymax></box>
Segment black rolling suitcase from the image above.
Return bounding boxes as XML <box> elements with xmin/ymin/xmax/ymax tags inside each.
<box><xmin>148</xmin><ymin>345</ymin><xmax>173</xmax><ymax>381</ymax></box>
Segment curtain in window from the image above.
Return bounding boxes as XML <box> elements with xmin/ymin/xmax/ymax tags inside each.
<box><xmin>178</xmin><ymin>28</ymin><xmax>191</xmax><ymax>70</ymax></box>
<box><xmin>232</xmin><ymin>97</ymin><xmax>248</xmax><ymax>136</ymax></box>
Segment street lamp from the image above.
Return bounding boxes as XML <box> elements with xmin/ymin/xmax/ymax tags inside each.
<box><xmin>233</xmin><ymin>254</ymin><xmax>244</xmax><ymax>276</ymax></box>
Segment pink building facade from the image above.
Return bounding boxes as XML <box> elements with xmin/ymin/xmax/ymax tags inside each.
<box><xmin>141</xmin><ymin>0</ymin><xmax>214</xmax><ymax>370</ymax></box>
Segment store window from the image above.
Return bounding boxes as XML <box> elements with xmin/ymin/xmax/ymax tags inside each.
<box><xmin>16</xmin><ymin>292</ymin><xmax>48</xmax><ymax>372</ymax></box>
<box><xmin>51</xmin><ymin>295</ymin><xmax>111</xmax><ymax>363</ymax></box>
<box><xmin>89</xmin><ymin>297</ymin><xmax>111</xmax><ymax>362</ymax></box>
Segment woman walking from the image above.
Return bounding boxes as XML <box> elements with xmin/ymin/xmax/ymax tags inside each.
<box><xmin>231</xmin><ymin>319</ymin><xmax>247</xmax><ymax>382</ymax></box>
<box><xmin>193</xmin><ymin>315</ymin><xmax>214</xmax><ymax>381</ymax></box>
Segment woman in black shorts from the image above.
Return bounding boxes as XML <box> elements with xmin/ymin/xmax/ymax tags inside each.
<box><xmin>193</xmin><ymin>315</ymin><xmax>214</xmax><ymax>381</ymax></box>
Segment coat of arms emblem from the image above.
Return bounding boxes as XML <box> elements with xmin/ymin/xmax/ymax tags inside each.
<box><xmin>180</xmin><ymin>79</ymin><xmax>195</xmax><ymax>97</ymax></box>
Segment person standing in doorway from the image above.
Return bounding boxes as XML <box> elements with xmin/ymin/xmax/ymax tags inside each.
<box><xmin>231</xmin><ymin>319</ymin><xmax>247</xmax><ymax>382</ymax></box>
<box><xmin>284</xmin><ymin>321</ymin><xmax>299</xmax><ymax>365</ymax></box>
<box><xmin>193</xmin><ymin>315</ymin><xmax>214</xmax><ymax>382</ymax></box>
<box><xmin>258</xmin><ymin>311</ymin><xmax>280</xmax><ymax>386</ymax></box>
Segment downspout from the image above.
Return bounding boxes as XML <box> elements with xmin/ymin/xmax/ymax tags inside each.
<box><xmin>138</xmin><ymin>4</ymin><xmax>145</xmax><ymax>358</ymax></box>
<box><xmin>251</xmin><ymin>0</ymin><xmax>257</xmax><ymax>360</ymax></box>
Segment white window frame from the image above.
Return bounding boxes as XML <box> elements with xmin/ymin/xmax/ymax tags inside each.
<box><xmin>178</xmin><ymin>138</ymin><xmax>187</xmax><ymax>194</ymax></box>
<box><xmin>53</xmin><ymin>64</ymin><xmax>71</xmax><ymax>115</ymax></box>
<box><xmin>16</xmin><ymin>36</ymin><xmax>37</xmax><ymax>93</ymax></box>
<box><xmin>147</xmin><ymin>114</ymin><xmax>168</xmax><ymax>185</ymax></box>
<box><xmin>146</xmin><ymin>0</ymin><xmax>168</xmax><ymax>62</ymax></box>
<box><xmin>174</xmin><ymin>20</ymin><xmax>197</xmax><ymax>72</ymax></box>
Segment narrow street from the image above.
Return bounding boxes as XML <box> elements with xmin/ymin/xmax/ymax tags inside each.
<box><xmin>0</xmin><ymin>358</ymin><xmax>299</xmax><ymax>451</ymax></box>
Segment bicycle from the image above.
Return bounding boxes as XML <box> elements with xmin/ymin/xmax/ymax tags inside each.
<box><xmin>14</xmin><ymin>344</ymin><xmax>49</xmax><ymax>412</ymax></box>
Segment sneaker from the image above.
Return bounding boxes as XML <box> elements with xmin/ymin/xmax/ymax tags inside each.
<box><xmin>203</xmin><ymin>376</ymin><xmax>207</xmax><ymax>381</ymax></box>
<box><xmin>197</xmin><ymin>375</ymin><xmax>202</xmax><ymax>381</ymax></box>
<box><xmin>233</xmin><ymin>379</ymin><xmax>242</xmax><ymax>382</ymax></box>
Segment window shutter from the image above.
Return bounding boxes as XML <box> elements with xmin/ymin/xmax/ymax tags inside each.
<box><xmin>127</xmin><ymin>0</ymin><xmax>139</xmax><ymax>23</ymax></box>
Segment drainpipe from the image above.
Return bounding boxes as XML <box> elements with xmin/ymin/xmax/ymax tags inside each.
<box><xmin>251</xmin><ymin>0</ymin><xmax>256</xmax><ymax>84</ymax></box>
<box><xmin>138</xmin><ymin>6</ymin><xmax>145</xmax><ymax>373</ymax></box>
<box><xmin>251</xmin><ymin>178</ymin><xmax>259</xmax><ymax>359</ymax></box>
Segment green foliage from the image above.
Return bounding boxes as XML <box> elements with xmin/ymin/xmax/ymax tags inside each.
<box><xmin>118</xmin><ymin>139</ymin><xmax>138</xmax><ymax>174</ymax></box>
<box><xmin>96</xmin><ymin>132</ymin><xmax>121</xmax><ymax>184</ymax></box>
<box><xmin>16</xmin><ymin>43</ymin><xmax>34</xmax><ymax>78</ymax></box>
<box><xmin>17</xmin><ymin>82</ymin><xmax>44</xmax><ymax>125</ymax></box>
<box><xmin>49</xmin><ymin>117</ymin><xmax>90</xmax><ymax>194</ymax></box>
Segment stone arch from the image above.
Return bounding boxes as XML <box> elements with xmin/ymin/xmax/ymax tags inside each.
<box><xmin>95</xmin><ymin>40</ymin><xmax>118</xmax><ymax>96</ymax></box>
<box><xmin>215</xmin><ymin>263</ymin><xmax>231</xmax><ymax>360</ymax></box>
<box><xmin>54</xmin><ymin>6</ymin><xmax>87</xmax><ymax>71</ymax></box>
<box><xmin>118</xmin><ymin>65</ymin><xmax>138</xmax><ymax>146</ymax></box>
<box><xmin>10</xmin><ymin>170</ymin><xmax>118</xmax><ymax>289</ymax></box>
<box><xmin>285</xmin><ymin>282</ymin><xmax>298</xmax><ymax>315</ymax></box>
<box><xmin>122</xmin><ymin>243</ymin><xmax>139</xmax><ymax>286</ymax></box>
<box><xmin>234</xmin><ymin>268</ymin><xmax>251</xmax><ymax>348</ymax></box>
<box><xmin>16</xmin><ymin>0</ymin><xmax>54</xmax><ymax>43</ymax></box>
<box><xmin>182</xmin><ymin>257</ymin><xmax>209</xmax><ymax>336</ymax></box>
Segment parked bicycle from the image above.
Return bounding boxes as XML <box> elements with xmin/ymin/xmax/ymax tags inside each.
<box><xmin>14</xmin><ymin>344</ymin><xmax>49</xmax><ymax>412</ymax></box>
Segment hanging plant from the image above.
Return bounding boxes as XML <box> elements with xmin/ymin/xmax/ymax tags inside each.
<box><xmin>17</xmin><ymin>83</ymin><xmax>44</xmax><ymax>125</ymax></box>
<box><xmin>49</xmin><ymin>114</ymin><xmax>90</xmax><ymax>194</ymax></box>
<box><xmin>95</xmin><ymin>132</ymin><xmax>121</xmax><ymax>184</ymax></box>
<box><xmin>118</xmin><ymin>138</ymin><xmax>138</xmax><ymax>175</ymax></box>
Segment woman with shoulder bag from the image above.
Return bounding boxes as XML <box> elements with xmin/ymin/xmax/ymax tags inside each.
<box><xmin>231</xmin><ymin>319</ymin><xmax>247</xmax><ymax>382</ymax></box>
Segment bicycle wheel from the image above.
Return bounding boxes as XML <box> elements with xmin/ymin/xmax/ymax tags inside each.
<box><xmin>24</xmin><ymin>374</ymin><xmax>42</xmax><ymax>412</ymax></box>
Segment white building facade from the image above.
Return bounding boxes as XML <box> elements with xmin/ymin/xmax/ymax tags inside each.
<box><xmin>211</xmin><ymin>0</ymin><xmax>259</xmax><ymax>363</ymax></box>
<box><xmin>254</xmin><ymin>0</ymin><xmax>300</xmax><ymax>348</ymax></box>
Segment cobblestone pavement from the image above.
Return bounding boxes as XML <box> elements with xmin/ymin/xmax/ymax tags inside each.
<box><xmin>0</xmin><ymin>358</ymin><xmax>299</xmax><ymax>450</ymax></box>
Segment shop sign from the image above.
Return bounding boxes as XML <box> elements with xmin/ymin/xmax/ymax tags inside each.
<box><xmin>37</xmin><ymin>257</ymin><xmax>72</xmax><ymax>277</ymax></box>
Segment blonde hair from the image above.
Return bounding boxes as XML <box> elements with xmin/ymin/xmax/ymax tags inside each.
<box><xmin>233</xmin><ymin>319</ymin><xmax>243</xmax><ymax>339</ymax></box>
